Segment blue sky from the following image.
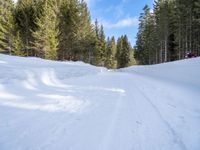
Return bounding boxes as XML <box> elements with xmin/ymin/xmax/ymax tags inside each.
<box><xmin>13</xmin><ymin>0</ymin><xmax>153</xmax><ymax>46</ymax></box>
<box><xmin>86</xmin><ymin>0</ymin><xmax>153</xmax><ymax>46</ymax></box>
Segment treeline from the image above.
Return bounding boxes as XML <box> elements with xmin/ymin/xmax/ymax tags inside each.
<box><xmin>135</xmin><ymin>0</ymin><xmax>200</xmax><ymax>65</ymax></box>
<box><xmin>0</xmin><ymin>0</ymin><xmax>136</xmax><ymax>68</ymax></box>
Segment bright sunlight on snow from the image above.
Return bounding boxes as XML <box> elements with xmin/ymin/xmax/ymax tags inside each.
<box><xmin>0</xmin><ymin>54</ymin><xmax>200</xmax><ymax>150</ymax></box>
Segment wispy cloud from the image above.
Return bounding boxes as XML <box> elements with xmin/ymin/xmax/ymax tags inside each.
<box><xmin>86</xmin><ymin>0</ymin><xmax>102</xmax><ymax>7</ymax></box>
<box><xmin>104</xmin><ymin>0</ymin><xmax>133</xmax><ymax>19</ymax></box>
<box><xmin>102</xmin><ymin>16</ymin><xmax>139</xmax><ymax>29</ymax></box>
<box><xmin>105</xmin><ymin>5</ymin><xmax>125</xmax><ymax>19</ymax></box>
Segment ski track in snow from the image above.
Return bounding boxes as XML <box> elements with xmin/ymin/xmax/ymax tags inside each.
<box><xmin>99</xmin><ymin>89</ymin><xmax>125</xmax><ymax>150</ymax></box>
<box><xmin>134</xmin><ymin>82</ymin><xmax>187</xmax><ymax>150</ymax></box>
<box><xmin>0</xmin><ymin>54</ymin><xmax>200</xmax><ymax>150</ymax></box>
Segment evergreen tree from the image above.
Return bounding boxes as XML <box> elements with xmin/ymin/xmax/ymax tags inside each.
<box><xmin>117</xmin><ymin>35</ymin><xmax>135</xmax><ymax>68</ymax></box>
<box><xmin>73</xmin><ymin>0</ymin><xmax>95</xmax><ymax>62</ymax></box>
<box><xmin>119</xmin><ymin>35</ymin><xmax>130</xmax><ymax>68</ymax></box>
<box><xmin>116</xmin><ymin>36</ymin><xmax>123</xmax><ymax>67</ymax></box>
<box><xmin>105</xmin><ymin>36</ymin><xmax>117</xmax><ymax>68</ymax></box>
<box><xmin>0</xmin><ymin>0</ymin><xmax>15</xmax><ymax>54</ymax></box>
<box><xmin>14</xmin><ymin>0</ymin><xmax>39</xmax><ymax>56</ymax></box>
<box><xmin>12</xmin><ymin>31</ymin><xmax>24</xmax><ymax>56</ymax></box>
<box><xmin>31</xmin><ymin>0</ymin><xmax>58</xmax><ymax>60</ymax></box>
<box><xmin>58</xmin><ymin>0</ymin><xmax>80</xmax><ymax>60</ymax></box>
<box><xmin>93</xmin><ymin>19</ymin><xmax>100</xmax><ymax>64</ymax></box>
<box><xmin>99</xmin><ymin>25</ymin><xmax>106</xmax><ymax>65</ymax></box>
<box><xmin>194</xmin><ymin>0</ymin><xmax>200</xmax><ymax>56</ymax></box>
<box><xmin>135</xmin><ymin>5</ymin><xmax>154</xmax><ymax>64</ymax></box>
<box><xmin>93</xmin><ymin>20</ymin><xmax>106</xmax><ymax>66</ymax></box>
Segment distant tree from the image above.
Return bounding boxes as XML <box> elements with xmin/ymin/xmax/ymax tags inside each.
<box><xmin>117</xmin><ymin>35</ymin><xmax>135</xmax><ymax>68</ymax></box>
<box><xmin>116</xmin><ymin>36</ymin><xmax>123</xmax><ymax>66</ymax></box>
<box><xmin>105</xmin><ymin>36</ymin><xmax>117</xmax><ymax>68</ymax></box>
<box><xmin>119</xmin><ymin>35</ymin><xmax>130</xmax><ymax>68</ymax></box>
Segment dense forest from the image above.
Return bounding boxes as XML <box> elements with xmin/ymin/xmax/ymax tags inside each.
<box><xmin>1</xmin><ymin>0</ymin><xmax>200</xmax><ymax>68</ymax></box>
<box><xmin>0</xmin><ymin>0</ymin><xmax>135</xmax><ymax>69</ymax></box>
<box><xmin>135</xmin><ymin>0</ymin><xmax>200</xmax><ymax>65</ymax></box>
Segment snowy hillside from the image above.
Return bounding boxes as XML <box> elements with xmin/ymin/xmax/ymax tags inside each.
<box><xmin>0</xmin><ymin>54</ymin><xmax>200</xmax><ymax>150</ymax></box>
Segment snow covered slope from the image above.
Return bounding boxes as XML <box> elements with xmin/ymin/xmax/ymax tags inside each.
<box><xmin>0</xmin><ymin>54</ymin><xmax>200</xmax><ymax>150</ymax></box>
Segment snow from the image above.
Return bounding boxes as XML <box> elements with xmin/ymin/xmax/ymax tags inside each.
<box><xmin>0</xmin><ymin>54</ymin><xmax>200</xmax><ymax>150</ymax></box>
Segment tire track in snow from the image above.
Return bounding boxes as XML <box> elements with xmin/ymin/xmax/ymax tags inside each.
<box><xmin>99</xmin><ymin>91</ymin><xmax>125</xmax><ymax>150</ymax></box>
<box><xmin>135</xmin><ymin>86</ymin><xmax>188</xmax><ymax>150</ymax></box>
<box><xmin>126</xmin><ymin>89</ymin><xmax>144</xmax><ymax>150</ymax></box>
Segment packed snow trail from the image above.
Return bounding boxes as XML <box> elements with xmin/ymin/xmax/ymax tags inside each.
<box><xmin>0</xmin><ymin>54</ymin><xmax>200</xmax><ymax>150</ymax></box>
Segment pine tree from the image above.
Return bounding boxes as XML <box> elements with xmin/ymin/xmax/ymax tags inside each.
<box><xmin>12</xmin><ymin>31</ymin><xmax>24</xmax><ymax>56</ymax></box>
<box><xmin>99</xmin><ymin>25</ymin><xmax>106</xmax><ymax>65</ymax></box>
<box><xmin>194</xmin><ymin>0</ymin><xmax>200</xmax><ymax>56</ymax></box>
<box><xmin>93</xmin><ymin>20</ymin><xmax>106</xmax><ymax>66</ymax></box>
<box><xmin>14</xmin><ymin>0</ymin><xmax>39</xmax><ymax>56</ymax></box>
<box><xmin>73</xmin><ymin>0</ymin><xmax>95</xmax><ymax>62</ymax></box>
<box><xmin>93</xmin><ymin>19</ymin><xmax>100</xmax><ymax>65</ymax></box>
<box><xmin>0</xmin><ymin>0</ymin><xmax>15</xmax><ymax>54</ymax></box>
<box><xmin>58</xmin><ymin>0</ymin><xmax>80</xmax><ymax>60</ymax></box>
<box><xmin>117</xmin><ymin>35</ymin><xmax>135</xmax><ymax>68</ymax></box>
<box><xmin>116</xmin><ymin>36</ymin><xmax>123</xmax><ymax>67</ymax></box>
<box><xmin>105</xmin><ymin>36</ymin><xmax>117</xmax><ymax>68</ymax></box>
<box><xmin>120</xmin><ymin>35</ymin><xmax>131</xmax><ymax>68</ymax></box>
<box><xmin>135</xmin><ymin>5</ymin><xmax>154</xmax><ymax>64</ymax></box>
<box><xmin>31</xmin><ymin>0</ymin><xmax>58</xmax><ymax>60</ymax></box>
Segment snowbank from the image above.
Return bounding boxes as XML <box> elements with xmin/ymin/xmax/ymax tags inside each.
<box><xmin>121</xmin><ymin>58</ymin><xmax>200</xmax><ymax>90</ymax></box>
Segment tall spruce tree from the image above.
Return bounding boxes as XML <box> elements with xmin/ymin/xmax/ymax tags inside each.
<box><xmin>14</xmin><ymin>0</ymin><xmax>38</xmax><ymax>56</ymax></box>
<box><xmin>135</xmin><ymin>5</ymin><xmax>154</xmax><ymax>65</ymax></box>
<box><xmin>93</xmin><ymin>19</ymin><xmax>100</xmax><ymax>64</ymax></box>
<box><xmin>31</xmin><ymin>0</ymin><xmax>58</xmax><ymax>60</ymax></box>
<box><xmin>73</xmin><ymin>0</ymin><xmax>95</xmax><ymax>62</ymax></box>
<box><xmin>99</xmin><ymin>25</ymin><xmax>106</xmax><ymax>65</ymax></box>
<box><xmin>58</xmin><ymin>0</ymin><xmax>80</xmax><ymax>60</ymax></box>
<box><xmin>0</xmin><ymin>0</ymin><xmax>15</xmax><ymax>54</ymax></box>
<box><xmin>93</xmin><ymin>20</ymin><xmax>106</xmax><ymax>66</ymax></box>
<box><xmin>117</xmin><ymin>35</ymin><xmax>135</xmax><ymax>68</ymax></box>
<box><xmin>105</xmin><ymin>36</ymin><xmax>117</xmax><ymax>68</ymax></box>
<box><xmin>116</xmin><ymin>36</ymin><xmax>123</xmax><ymax>67</ymax></box>
<box><xmin>12</xmin><ymin>31</ymin><xmax>24</xmax><ymax>56</ymax></box>
<box><xmin>119</xmin><ymin>35</ymin><xmax>131</xmax><ymax>68</ymax></box>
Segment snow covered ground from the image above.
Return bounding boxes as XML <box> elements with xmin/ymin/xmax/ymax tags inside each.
<box><xmin>0</xmin><ymin>54</ymin><xmax>200</xmax><ymax>150</ymax></box>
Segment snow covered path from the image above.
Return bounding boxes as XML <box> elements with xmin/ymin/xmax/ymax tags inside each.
<box><xmin>0</xmin><ymin>55</ymin><xmax>200</xmax><ymax>150</ymax></box>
